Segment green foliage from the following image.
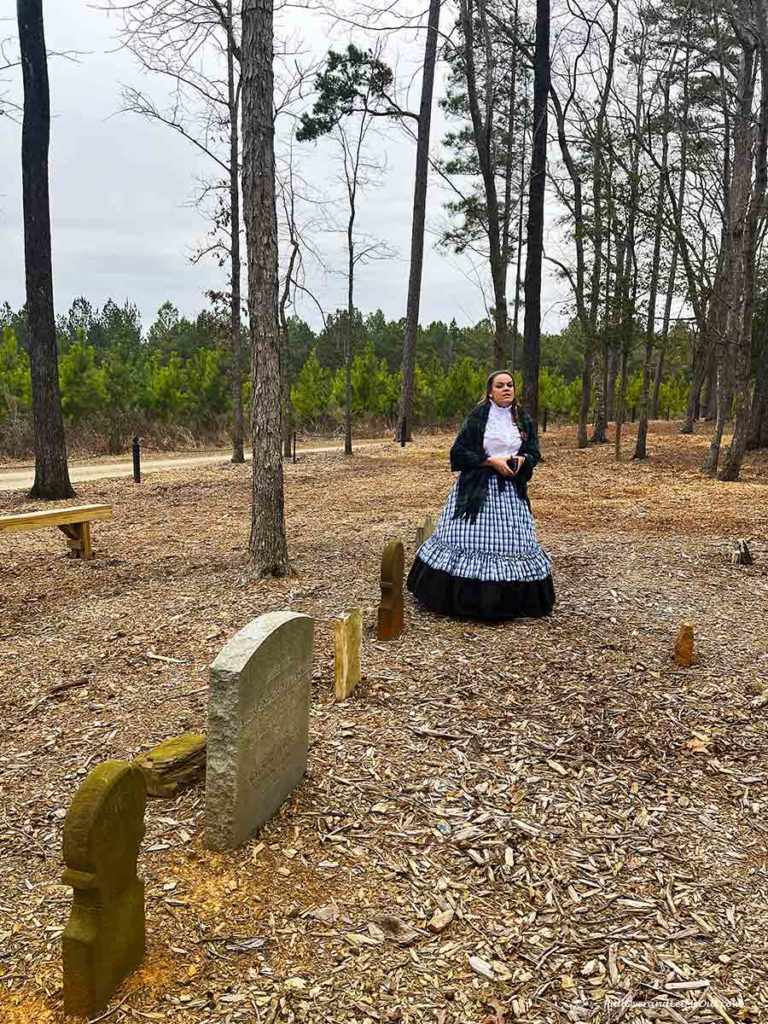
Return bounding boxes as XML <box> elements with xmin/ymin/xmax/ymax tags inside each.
<box><xmin>297</xmin><ymin>44</ymin><xmax>395</xmax><ymax>141</ymax></box>
<box><xmin>59</xmin><ymin>337</ymin><xmax>109</xmax><ymax>421</ymax></box>
<box><xmin>291</xmin><ymin>349</ymin><xmax>335</xmax><ymax>423</ymax></box>
<box><xmin>0</xmin><ymin>326</ymin><xmax>31</xmax><ymax>415</ymax></box>
<box><xmin>0</xmin><ymin>295</ymin><xmax>699</xmax><ymax>447</ymax></box>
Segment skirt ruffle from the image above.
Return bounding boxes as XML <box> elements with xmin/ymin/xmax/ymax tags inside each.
<box><xmin>407</xmin><ymin>556</ymin><xmax>555</xmax><ymax>620</ymax></box>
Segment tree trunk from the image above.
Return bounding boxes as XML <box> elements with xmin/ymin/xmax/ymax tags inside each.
<box><xmin>345</xmin><ymin>217</ymin><xmax>354</xmax><ymax>456</ymax></box>
<box><xmin>635</xmin><ymin>49</ymin><xmax>670</xmax><ymax>460</ymax></box>
<box><xmin>227</xmin><ymin>1</ymin><xmax>245</xmax><ymax>465</ymax></box>
<box><xmin>279</xmin><ymin>240</ymin><xmax>299</xmax><ymax>459</ymax></box>
<box><xmin>242</xmin><ymin>0</ymin><xmax>289</xmax><ymax>574</ymax></box>
<box><xmin>606</xmin><ymin>348</ymin><xmax>617</xmax><ymax>423</ymax></box>
<box><xmin>703</xmin><ymin>356</ymin><xmax>727</xmax><ymax>475</ymax></box>
<box><xmin>720</xmin><ymin>2</ymin><xmax>768</xmax><ymax>481</ymax></box>
<box><xmin>522</xmin><ymin>0</ymin><xmax>549</xmax><ymax>421</ymax></box>
<box><xmin>592</xmin><ymin>343</ymin><xmax>609</xmax><ymax>443</ymax></box>
<box><xmin>397</xmin><ymin>0</ymin><xmax>440</xmax><ymax>445</ymax></box>
<box><xmin>512</xmin><ymin>119</ymin><xmax>527</xmax><ymax>374</ymax></box>
<box><xmin>460</xmin><ymin>0</ymin><xmax>509</xmax><ymax>369</ymax></box>
<box><xmin>17</xmin><ymin>0</ymin><xmax>74</xmax><ymax>500</ymax></box>
<box><xmin>749</xmin><ymin>296</ymin><xmax>768</xmax><ymax>448</ymax></box>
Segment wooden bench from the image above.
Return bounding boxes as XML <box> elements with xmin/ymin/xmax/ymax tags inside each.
<box><xmin>0</xmin><ymin>504</ymin><xmax>113</xmax><ymax>559</ymax></box>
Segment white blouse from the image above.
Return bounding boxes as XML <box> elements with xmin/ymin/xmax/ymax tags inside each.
<box><xmin>483</xmin><ymin>401</ymin><xmax>522</xmax><ymax>458</ymax></box>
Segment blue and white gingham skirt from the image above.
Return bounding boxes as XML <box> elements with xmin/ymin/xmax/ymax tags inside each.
<box><xmin>417</xmin><ymin>478</ymin><xmax>552</xmax><ymax>583</ymax></box>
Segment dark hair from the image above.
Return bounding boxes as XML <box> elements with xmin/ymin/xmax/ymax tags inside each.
<box><xmin>483</xmin><ymin>369</ymin><xmax>525</xmax><ymax>429</ymax></box>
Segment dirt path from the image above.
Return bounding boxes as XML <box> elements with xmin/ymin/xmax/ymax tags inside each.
<box><xmin>1</xmin><ymin>426</ymin><xmax>766</xmax><ymax>1023</ymax></box>
<box><xmin>0</xmin><ymin>441</ymin><xmax>384</xmax><ymax>492</ymax></box>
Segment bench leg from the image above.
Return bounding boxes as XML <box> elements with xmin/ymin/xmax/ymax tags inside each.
<box><xmin>58</xmin><ymin>522</ymin><xmax>93</xmax><ymax>559</ymax></box>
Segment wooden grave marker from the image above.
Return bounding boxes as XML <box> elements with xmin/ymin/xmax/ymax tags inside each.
<box><xmin>377</xmin><ymin>540</ymin><xmax>404</xmax><ymax>641</ymax></box>
<box><xmin>334</xmin><ymin>608</ymin><xmax>362</xmax><ymax>700</ymax></box>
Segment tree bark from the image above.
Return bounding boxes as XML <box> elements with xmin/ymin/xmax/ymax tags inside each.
<box><xmin>635</xmin><ymin>41</ymin><xmax>670</xmax><ymax>460</ymax></box>
<box><xmin>460</xmin><ymin>0</ymin><xmax>509</xmax><ymax>368</ymax></box>
<box><xmin>17</xmin><ymin>0</ymin><xmax>74</xmax><ymax>500</ymax></box>
<box><xmin>512</xmin><ymin>119</ymin><xmax>527</xmax><ymax>374</ymax></box>
<box><xmin>242</xmin><ymin>0</ymin><xmax>289</xmax><ymax>574</ymax></box>
<box><xmin>748</xmin><ymin>299</ymin><xmax>768</xmax><ymax>448</ymax></box>
<box><xmin>279</xmin><ymin>238</ymin><xmax>299</xmax><ymax>458</ymax></box>
<box><xmin>345</xmin><ymin>218</ymin><xmax>354</xmax><ymax>457</ymax></box>
<box><xmin>522</xmin><ymin>0</ymin><xmax>550</xmax><ymax>421</ymax></box>
<box><xmin>397</xmin><ymin>0</ymin><xmax>440</xmax><ymax>446</ymax></box>
<box><xmin>227</xmin><ymin>0</ymin><xmax>245</xmax><ymax>465</ymax></box>
<box><xmin>720</xmin><ymin>1</ymin><xmax>768</xmax><ymax>481</ymax></box>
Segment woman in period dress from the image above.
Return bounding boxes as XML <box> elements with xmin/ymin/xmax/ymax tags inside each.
<box><xmin>407</xmin><ymin>370</ymin><xmax>555</xmax><ymax>620</ymax></box>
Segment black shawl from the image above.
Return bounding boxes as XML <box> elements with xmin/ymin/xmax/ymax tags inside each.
<box><xmin>450</xmin><ymin>400</ymin><xmax>541</xmax><ymax>522</ymax></box>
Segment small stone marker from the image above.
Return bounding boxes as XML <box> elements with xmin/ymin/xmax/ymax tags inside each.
<box><xmin>62</xmin><ymin>760</ymin><xmax>146</xmax><ymax>1018</ymax></box>
<box><xmin>377</xmin><ymin>539</ymin><xmax>404</xmax><ymax>641</ymax></box>
<box><xmin>134</xmin><ymin>733</ymin><xmax>206</xmax><ymax>797</ymax></box>
<box><xmin>732</xmin><ymin>539</ymin><xmax>753</xmax><ymax>565</ymax></box>
<box><xmin>334</xmin><ymin>608</ymin><xmax>362</xmax><ymax>701</ymax></box>
<box><xmin>415</xmin><ymin>514</ymin><xmax>437</xmax><ymax>547</ymax></box>
<box><xmin>674</xmin><ymin>623</ymin><xmax>694</xmax><ymax>667</ymax></box>
<box><xmin>206</xmin><ymin>611</ymin><xmax>314</xmax><ymax>851</ymax></box>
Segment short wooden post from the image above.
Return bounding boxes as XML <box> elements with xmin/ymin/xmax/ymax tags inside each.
<box><xmin>132</xmin><ymin>436</ymin><xmax>141</xmax><ymax>483</ymax></box>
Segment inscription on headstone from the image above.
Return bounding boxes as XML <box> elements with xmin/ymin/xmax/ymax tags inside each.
<box><xmin>377</xmin><ymin>540</ymin><xmax>404</xmax><ymax>641</ymax></box>
<box><xmin>206</xmin><ymin>611</ymin><xmax>314</xmax><ymax>851</ymax></box>
<box><xmin>334</xmin><ymin>607</ymin><xmax>362</xmax><ymax>701</ymax></box>
<box><xmin>62</xmin><ymin>760</ymin><xmax>146</xmax><ymax>1018</ymax></box>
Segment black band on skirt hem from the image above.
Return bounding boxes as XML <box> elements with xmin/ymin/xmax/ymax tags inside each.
<box><xmin>407</xmin><ymin>556</ymin><xmax>555</xmax><ymax>621</ymax></box>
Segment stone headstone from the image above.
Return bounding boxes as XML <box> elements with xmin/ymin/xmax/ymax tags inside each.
<box><xmin>377</xmin><ymin>540</ymin><xmax>404</xmax><ymax>641</ymax></box>
<box><xmin>206</xmin><ymin>611</ymin><xmax>314</xmax><ymax>851</ymax></box>
<box><xmin>62</xmin><ymin>760</ymin><xmax>146</xmax><ymax>1018</ymax></box>
<box><xmin>732</xmin><ymin>539</ymin><xmax>753</xmax><ymax>565</ymax></box>
<box><xmin>415</xmin><ymin>514</ymin><xmax>437</xmax><ymax>548</ymax></box>
<box><xmin>334</xmin><ymin>608</ymin><xmax>362</xmax><ymax>701</ymax></box>
<box><xmin>134</xmin><ymin>733</ymin><xmax>206</xmax><ymax>797</ymax></box>
<box><xmin>674</xmin><ymin>623</ymin><xmax>694</xmax><ymax>668</ymax></box>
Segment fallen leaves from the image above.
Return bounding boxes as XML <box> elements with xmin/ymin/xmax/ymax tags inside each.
<box><xmin>1</xmin><ymin>428</ymin><xmax>767</xmax><ymax>1023</ymax></box>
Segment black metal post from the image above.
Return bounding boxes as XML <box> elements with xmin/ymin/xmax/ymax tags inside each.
<box><xmin>400</xmin><ymin>418</ymin><xmax>407</xmax><ymax>447</ymax></box>
<box><xmin>292</xmin><ymin>431</ymin><xmax>297</xmax><ymax>464</ymax></box>
<box><xmin>542</xmin><ymin>408</ymin><xmax>548</xmax><ymax>432</ymax></box>
<box><xmin>631</xmin><ymin>406</ymin><xmax>636</xmax><ymax>423</ymax></box>
<box><xmin>132</xmin><ymin>436</ymin><xmax>141</xmax><ymax>483</ymax></box>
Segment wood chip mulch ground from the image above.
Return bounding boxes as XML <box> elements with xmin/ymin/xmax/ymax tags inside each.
<box><xmin>1</xmin><ymin>423</ymin><xmax>767</xmax><ymax>1024</ymax></box>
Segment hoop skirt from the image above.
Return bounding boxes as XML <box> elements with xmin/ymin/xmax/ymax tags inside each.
<box><xmin>407</xmin><ymin>477</ymin><xmax>555</xmax><ymax>620</ymax></box>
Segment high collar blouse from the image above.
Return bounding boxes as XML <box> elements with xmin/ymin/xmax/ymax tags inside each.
<box><xmin>483</xmin><ymin>400</ymin><xmax>522</xmax><ymax>458</ymax></box>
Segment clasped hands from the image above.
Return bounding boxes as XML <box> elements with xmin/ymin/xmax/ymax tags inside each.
<box><xmin>487</xmin><ymin>454</ymin><xmax>524</xmax><ymax>479</ymax></box>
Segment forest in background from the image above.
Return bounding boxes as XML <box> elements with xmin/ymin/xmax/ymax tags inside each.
<box><xmin>0</xmin><ymin>296</ymin><xmax>694</xmax><ymax>457</ymax></box>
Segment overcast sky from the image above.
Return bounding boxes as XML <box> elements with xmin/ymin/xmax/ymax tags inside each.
<box><xmin>0</xmin><ymin>2</ymin><xmax>568</xmax><ymax>335</ymax></box>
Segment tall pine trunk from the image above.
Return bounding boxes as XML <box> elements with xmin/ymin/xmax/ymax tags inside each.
<box><xmin>17</xmin><ymin>0</ymin><xmax>74</xmax><ymax>500</ymax></box>
<box><xmin>749</xmin><ymin>307</ymin><xmax>768</xmax><ymax>448</ymax></box>
<box><xmin>242</xmin><ymin>0</ymin><xmax>288</xmax><ymax>574</ymax></box>
<box><xmin>397</xmin><ymin>0</ymin><xmax>440</xmax><ymax>445</ymax></box>
<box><xmin>522</xmin><ymin>0</ymin><xmax>549</xmax><ymax>421</ymax></box>
<box><xmin>460</xmin><ymin>0</ymin><xmax>508</xmax><ymax>368</ymax></box>
<box><xmin>720</xmin><ymin>2</ymin><xmax>768</xmax><ymax>481</ymax></box>
<box><xmin>227</xmin><ymin>0</ymin><xmax>245</xmax><ymax>465</ymax></box>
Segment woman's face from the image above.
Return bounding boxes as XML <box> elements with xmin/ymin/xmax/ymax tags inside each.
<box><xmin>489</xmin><ymin>374</ymin><xmax>515</xmax><ymax>407</ymax></box>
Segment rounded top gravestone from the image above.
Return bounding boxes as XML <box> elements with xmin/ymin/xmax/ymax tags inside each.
<box><xmin>63</xmin><ymin>760</ymin><xmax>146</xmax><ymax>898</ymax></box>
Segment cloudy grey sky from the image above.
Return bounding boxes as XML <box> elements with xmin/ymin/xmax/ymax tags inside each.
<box><xmin>0</xmin><ymin>1</ymin><xmax>568</xmax><ymax>335</ymax></box>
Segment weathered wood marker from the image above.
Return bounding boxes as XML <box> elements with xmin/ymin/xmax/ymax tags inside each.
<box><xmin>377</xmin><ymin>539</ymin><xmax>405</xmax><ymax>641</ymax></box>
